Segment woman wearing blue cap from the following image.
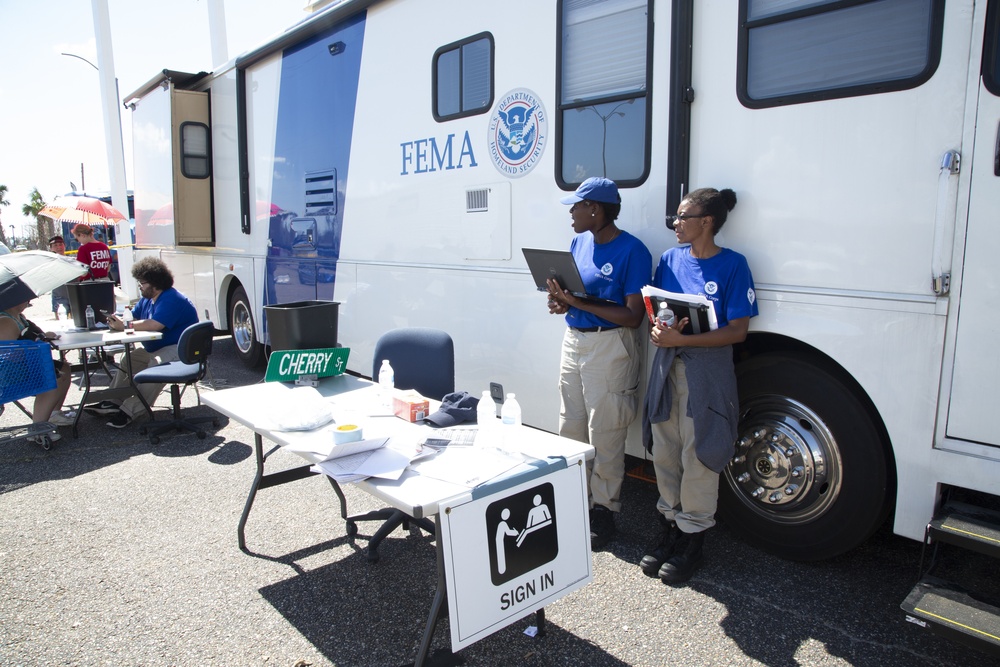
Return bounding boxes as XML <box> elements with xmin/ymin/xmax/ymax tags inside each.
<box><xmin>547</xmin><ymin>177</ymin><xmax>652</xmax><ymax>550</ymax></box>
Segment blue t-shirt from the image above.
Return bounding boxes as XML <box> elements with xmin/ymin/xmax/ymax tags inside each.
<box><xmin>565</xmin><ymin>231</ymin><xmax>652</xmax><ymax>329</ymax></box>
<box><xmin>653</xmin><ymin>247</ymin><xmax>758</xmax><ymax>328</ymax></box>
<box><xmin>133</xmin><ymin>287</ymin><xmax>199</xmax><ymax>352</ymax></box>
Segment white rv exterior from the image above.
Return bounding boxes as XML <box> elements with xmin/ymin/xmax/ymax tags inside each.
<box><xmin>125</xmin><ymin>0</ymin><xmax>1000</xmax><ymax>560</ymax></box>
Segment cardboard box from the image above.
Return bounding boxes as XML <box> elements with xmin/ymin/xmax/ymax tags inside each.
<box><xmin>393</xmin><ymin>391</ymin><xmax>429</xmax><ymax>422</ymax></box>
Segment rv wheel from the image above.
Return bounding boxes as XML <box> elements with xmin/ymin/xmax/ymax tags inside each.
<box><xmin>230</xmin><ymin>285</ymin><xmax>264</xmax><ymax>368</ymax></box>
<box><xmin>720</xmin><ymin>352</ymin><xmax>892</xmax><ymax>561</ymax></box>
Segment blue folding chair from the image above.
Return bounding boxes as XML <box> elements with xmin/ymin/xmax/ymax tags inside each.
<box><xmin>345</xmin><ymin>327</ymin><xmax>455</xmax><ymax>562</ymax></box>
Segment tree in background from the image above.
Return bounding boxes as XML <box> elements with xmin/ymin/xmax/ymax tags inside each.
<box><xmin>0</xmin><ymin>184</ymin><xmax>9</xmax><ymax>246</ymax></box>
<box><xmin>21</xmin><ymin>188</ymin><xmax>49</xmax><ymax>249</ymax></box>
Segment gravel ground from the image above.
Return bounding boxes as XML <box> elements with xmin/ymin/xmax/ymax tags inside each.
<box><xmin>0</xmin><ymin>299</ymin><xmax>994</xmax><ymax>667</ymax></box>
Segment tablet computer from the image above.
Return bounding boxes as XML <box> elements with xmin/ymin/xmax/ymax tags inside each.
<box><xmin>521</xmin><ymin>248</ymin><xmax>618</xmax><ymax>305</ymax></box>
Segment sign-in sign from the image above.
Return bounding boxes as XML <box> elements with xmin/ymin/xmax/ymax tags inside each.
<box><xmin>264</xmin><ymin>347</ymin><xmax>350</xmax><ymax>383</ymax></box>
<box><xmin>439</xmin><ymin>458</ymin><xmax>591</xmax><ymax>651</ymax></box>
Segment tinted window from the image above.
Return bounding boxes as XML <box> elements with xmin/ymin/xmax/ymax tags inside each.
<box><xmin>985</xmin><ymin>0</ymin><xmax>1000</xmax><ymax>96</ymax></box>
<box><xmin>433</xmin><ymin>33</ymin><xmax>494</xmax><ymax>121</ymax></box>
<box><xmin>180</xmin><ymin>122</ymin><xmax>211</xmax><ymax>179</ymax></box>
<box><xmin>558</xmin><ymin>0</ymin><xmax>651</xmax><ymax>187</ymax></box>
<box><xmin>739</xmin><ymin>0</ymin><xmax>944</xmax><ymax>107</ymax></box>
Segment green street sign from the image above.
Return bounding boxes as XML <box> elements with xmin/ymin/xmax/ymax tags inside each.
<box><xmin>265</xmin><ymin>347</ymin><xmax>350</xmax><ymax>383</ymax></box>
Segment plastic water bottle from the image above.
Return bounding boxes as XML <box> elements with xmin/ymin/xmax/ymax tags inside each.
<box><xmin>476</xmin><ymin>390</ymin><xmax>496</xmax><ymax>447</ymax></box>
<box><xmin>56</xmin><ymin>303</ymin><xmax>66</xmax><ymax>320</ymax></box>
<box><xmin>501</xmin><ymin>393</ymin><xmax>522</xmax><ymax>427</ymax></box>
<box><xmin>477</xmin><ymin>390</ymin><xmax>496</xmax><ymax>425</ymax></box>
<box><xmin>656</xmin><ymin>302</ymin><xmax>675</xmax><ymax>328</ymax></box>
<box><xmin>85</xmin><ymin>304</ymin><xmax>96</xmax><ymax>330</ymax></box>
<box><xmin>378</xmin><ymin>359</ymin><xmax>394</xmax><ymax>411</ymax></box>
<box><xmin>122</xmin><ymin>306</ymin><xmax>134</xmax><ymax>330</ymax></box>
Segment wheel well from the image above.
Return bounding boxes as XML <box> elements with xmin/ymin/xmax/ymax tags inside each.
<box><xmin>219</xmin><ymin>277</ymin><xmax>243</xmax><ymax>333</ymax></box>
<box><xmin>735</xmin><ymin>332</ymin><xmax>897</xmax><ymax>509</ymax></box>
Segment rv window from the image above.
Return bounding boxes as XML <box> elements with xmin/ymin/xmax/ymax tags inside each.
<box><xmin>557</xmin><ymin>0</ymin><xmax>651</xmax><ymax>188</ymax></box>
<box><xmin>739</xmin><ymin>0</ymin><xmax>944</xmax><ymax>108</ymax></box>
<box><xmin>180</xmin><ymin>122</ymin><xmax>211</xmax><ymax>179</ymax></box>
<box><xmin>433</xmin><ymin>33</ymin><xmax>494</xmax><ymax>121</ymax></box>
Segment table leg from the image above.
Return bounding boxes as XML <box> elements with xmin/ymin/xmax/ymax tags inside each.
<box><xmin>237</xmin><ymin>433</ymin><xmax>266</xmax><ymax>551</ymax></box>
<box><xmin>237</xmin><ymin>432</ymin><xmax>327</xmax><ymax>551</ymax></box>
<box><xmin>414</xmin><ymin>515</ymin><xmax>448</xmax><ymax>667</ymax></box>
<box><xmin>72</xmin><ymin>349</ymin><xmax>93</xmax><ymax>438</ymax></box>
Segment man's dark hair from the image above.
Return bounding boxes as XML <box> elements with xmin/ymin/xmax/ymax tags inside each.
<box><xmin>132</xmin><ymin>256</ymin><xmax>174</xmax><ymax>291</ymax></box>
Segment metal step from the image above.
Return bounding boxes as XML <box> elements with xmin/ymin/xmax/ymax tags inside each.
<box><xmin>929</xmin><ymin>501</ymin><xmax>1000</xmax><ymax>559</ymax></box>
<box><xmin>902</xmin><ymin>576</ymin><xmax>1000</xmax><ymax>657</ymax></box>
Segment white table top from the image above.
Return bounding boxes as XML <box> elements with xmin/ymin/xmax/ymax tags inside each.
<box><xmin>50</xmin><ymin>328</ymin><xmax>162</xmax><ymax>351</ymax></box>
<box><xmin>202</xmin><ymin>375</ymin><xmax>594</xmax><ymax>518</ymax></box>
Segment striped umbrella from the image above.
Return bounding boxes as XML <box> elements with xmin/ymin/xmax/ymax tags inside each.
<box><xmin>39</xmin><ymin>195</ymin><xmax>128</xmax><ymax>226</ymax></box>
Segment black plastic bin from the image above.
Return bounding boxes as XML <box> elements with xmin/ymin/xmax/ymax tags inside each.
<box><xmin>65</xmin><ymin>280</ymin><xmax>116</xmax><ymax>328</ymax></box>
<box><xmin>264</xmin><ymin>300</ymin><xmax>340</xmax><ymax>351</ymax></box>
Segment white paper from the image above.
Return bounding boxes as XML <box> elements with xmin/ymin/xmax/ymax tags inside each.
<box><xmin>409</xmin><ymin>447</ymin><xmax>524</xmax><ymax>488</ymax></box>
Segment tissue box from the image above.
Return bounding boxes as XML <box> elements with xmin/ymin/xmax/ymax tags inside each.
<box><xmin>393</xmin><ymin>391</ymin><xmax>429</xmax><ymax>422</ymax></box>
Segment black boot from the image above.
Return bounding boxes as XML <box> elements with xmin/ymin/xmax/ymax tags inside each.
<box><xmin>639</xmin><ymin>517</ymin><xmax>681</xmax><ymax>576</ymax></box>
<box><xmin>658</xmin><ymin>530</ymin><xmax>705</xmax><ymax>584</ymax></box>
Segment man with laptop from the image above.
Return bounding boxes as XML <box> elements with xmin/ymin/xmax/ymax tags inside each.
<box><xmin>541</xmin><ymin>177</ymin><xmax>652</xmax><ymax>550</ymax></box>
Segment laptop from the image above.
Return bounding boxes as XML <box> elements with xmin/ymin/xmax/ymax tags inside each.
<box><xmin>522</xmin><ymin>248</ymin><xmax>618</xmax><ymax>305</ymax></box>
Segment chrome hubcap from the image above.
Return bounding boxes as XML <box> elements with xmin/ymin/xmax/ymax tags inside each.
<box><xmin>725</xmin><ymin>396</ymin><xmax>843</xmax><ymax>524</ymax></box>
<box><xmin>232</xmin><ymin>301</ymin><xmax>254</xmax><ymax>355</ymax></box>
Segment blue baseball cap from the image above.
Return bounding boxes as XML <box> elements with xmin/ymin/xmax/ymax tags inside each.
<box><xmin>559</xmin><ymin>177</ymin><xmax>621</xmax><ymax>205</ymax></box>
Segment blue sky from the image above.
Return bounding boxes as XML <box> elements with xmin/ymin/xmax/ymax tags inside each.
<box><xmin>0</xmin><ymin>0</ymin><xmax>307</xmax><ymax>238</ymax></box>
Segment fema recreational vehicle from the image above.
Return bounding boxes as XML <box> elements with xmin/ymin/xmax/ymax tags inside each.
<box><xmin>126</xmin><ymin>0</ymin><xmax>1000</xmax><ymax>627</ymax></box>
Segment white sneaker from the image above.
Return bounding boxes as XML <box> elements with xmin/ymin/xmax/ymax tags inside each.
<box><xmin>48</xmin><ymin>412</ymin><xmax>77</xmax><ymax>426</ymax></box>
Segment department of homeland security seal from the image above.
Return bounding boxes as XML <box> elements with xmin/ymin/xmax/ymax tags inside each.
<box><xmin>488</xmin><ymin>88</ymin><xmax>547</xmax><ymax>178</ymax></box>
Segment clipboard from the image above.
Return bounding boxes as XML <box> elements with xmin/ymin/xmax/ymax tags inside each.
<box><xmin>640</xmin><ymin>285</ymin><xmax>718</xmax><ymax>334</ymax></box>
<box><xmin>521</xmin><ymin>248</ymin><xmax>618</xmax><ymax>305</ymax></box>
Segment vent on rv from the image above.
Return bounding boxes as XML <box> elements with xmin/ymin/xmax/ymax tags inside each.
<box><xmin>305</xmin><ymin>169</ymin><xmax>337</xmax><ymax>216</ymax></box>
<box><xmin>466</xmin><ymin>188</ymin><xmax>489</xmax><ymax>213</ymax></box>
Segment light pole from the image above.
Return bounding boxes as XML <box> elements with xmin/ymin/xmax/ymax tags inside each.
<box><xmin>578</xmin><ymin>99</ymin><xmax>635</xmax><ymax>177</ymax></box>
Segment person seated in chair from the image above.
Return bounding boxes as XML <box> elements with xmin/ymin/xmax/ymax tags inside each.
<box><xmin>0</xmin><ymin>301</ymin><xmax>74</xmax><ymax>441</ymax></box>
<box><xmin>85</xmin><ymin>257</ymin><xmax>198</xmax><ymax>428</ymax></box>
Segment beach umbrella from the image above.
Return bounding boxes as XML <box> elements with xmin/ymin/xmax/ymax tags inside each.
<box><xmin>39</xmin><ymin>195</ymin><xmax>128</xmax><ymax>226</ymax></box>
<box><xmin>0</xmin><ymin>251</ymin><xmax>89</xmax><ymax>312</ymax></box>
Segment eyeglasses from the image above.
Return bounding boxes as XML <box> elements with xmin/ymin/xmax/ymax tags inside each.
<box><xmin>137</xmin><ymin>281</ymin><xmax>149</xmax><ymax>288</ymax></box>
<box><xmin>665</xmin><ymin>213</ymin><xmax>705</xmax><ymax>226</ymax></box>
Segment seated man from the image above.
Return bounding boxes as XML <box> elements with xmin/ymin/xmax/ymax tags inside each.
<box><xmin>85</xmin><ymin>257</ymin><xmax>198</xmax><ymax>428</ymax></box>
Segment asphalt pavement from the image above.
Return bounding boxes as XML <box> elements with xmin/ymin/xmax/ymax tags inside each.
<box><xmin>0</xmin><ymin>299</ymin><xmax>994</xmax><ymax>666</ymax></box>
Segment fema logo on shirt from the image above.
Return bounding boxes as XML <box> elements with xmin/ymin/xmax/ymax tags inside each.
<box><xmin>748</xmin><ymin>287</ymin><xmax>756</xmax><ymax>305</ymax></box>
<box><xmin>704</xmin><ymin>281</ymin><xmax>719</xmax><ymax>295</ymax></box>
<box><xmin>600</xmin><ymin>263</ymin><xmax>613</xmax><ymax>276</ymax></box>
<box><xmin>488</xmin><ymin>88</ymin><xmax>547</xmax><ymax>178</ymax></box>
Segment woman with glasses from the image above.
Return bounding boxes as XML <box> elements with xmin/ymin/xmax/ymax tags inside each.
<box><xmin>640</xmin><ymin>187</ymin><xmax>758</xmax><ymax>585</ymax></box>
<box><xmin>546</xmin><ymin>177</ymin><xmax>652</xmax><ymax>551</ymax></box>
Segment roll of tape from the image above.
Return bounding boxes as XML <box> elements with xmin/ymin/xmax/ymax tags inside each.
<box><xmin>333</xmin><ymin>424</ymin><xmax>363</xmax><ymax>444</ymax></box>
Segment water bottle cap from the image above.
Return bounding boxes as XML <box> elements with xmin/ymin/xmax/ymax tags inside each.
<box><xmin>506</xmin><ymin>393</ymin><xmax>514</xmax><ymax>398</ymax></box>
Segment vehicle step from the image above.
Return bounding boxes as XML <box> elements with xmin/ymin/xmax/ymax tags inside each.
<box><xmin>902</xmin><ymin>576</ymin><xmax>1000</xmax><ymax>657</ymax></box>
<box><xmin>929</xmin><ymin>501</ymin><xmax>1000</xmax><ymax>559</ymax></box>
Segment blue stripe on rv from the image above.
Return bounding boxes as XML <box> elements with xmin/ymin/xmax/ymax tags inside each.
<box><xmin>264</xmin><ymin>11</ymin><xmax>366</xmax><ymax>313</ymax></box>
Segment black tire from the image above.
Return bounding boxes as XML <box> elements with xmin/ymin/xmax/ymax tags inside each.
<box><xmin>230</xmin><ymin>285</ymin><xmax>264</xmax><ymax>368</ymax></box>
<box><xmin>719</xmin><ymin>352</ymin><xmax>892</xmax><ymax>561</ymax></box>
